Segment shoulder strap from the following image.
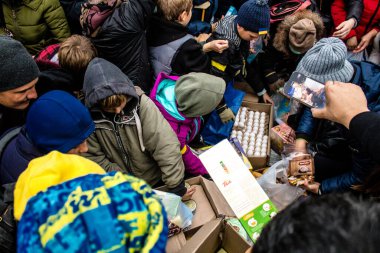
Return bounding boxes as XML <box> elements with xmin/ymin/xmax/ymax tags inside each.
<box><xmin>0</xmin><ymin>127</ymin><xmax>21</xmax><ymax>160</ymax></box>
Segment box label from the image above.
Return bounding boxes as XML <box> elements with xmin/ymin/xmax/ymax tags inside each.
<box><xmin>199</xmin><ymin>140</ymin><xmax>277</xmax><ymax>242</ymax></box>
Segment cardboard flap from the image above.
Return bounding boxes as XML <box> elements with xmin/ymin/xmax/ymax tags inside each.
<box><xmin>179</xmin><ymin>219</ymin><xmax>223</xmax><ymax>253</ymax></box>
<box><xmin>166</xmin><ymin>232</ymin><xmax>187</xmax><ymax>253</ymax></box>
<box><xmin>200</xmin><ymin>177</ymin><xmax>235</xmax><ymax>218</ymax></box>
<box><xmin>222</xmin><ymin>223</ymin><xmax>252</xmax><ymax>253</ymax></box>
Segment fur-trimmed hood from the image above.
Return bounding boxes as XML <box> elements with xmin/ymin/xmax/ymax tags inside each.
<box><xmin>273</xmin><ymin>10</ymin><xmax>324</xmax><ymax>57</ymax></box>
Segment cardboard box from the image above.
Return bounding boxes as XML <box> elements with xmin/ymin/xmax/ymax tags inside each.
<box><xmin>270</xmin><ymin>124</ymin><xmax>295</xmax><ymax>154</ymax></box>
<box><xmin>199</xmin><ymin>140</ymin><xmax>278</xmax><ymax>243</ymax></box>
<box><xmin>241</xmin><ymin>100</ymin><xmax>274</xmax><ymax>170</ymax></box>
<box><xmin>156</xmin><ymin>176</ymin><xmax>235</xmax><ymax>235</ymax></box>
<box><xmin>178</xmin><ymin>219</ymin><xmax>252</xmax><ymax>253</ymax></box>
<box><xmin>233</xmin><ymin>82</ymin><xmax>259</xmax><ymax>103</ymax></box>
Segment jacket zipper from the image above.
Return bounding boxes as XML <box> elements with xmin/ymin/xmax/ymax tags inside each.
<box><xmin>114</xmin><ymin>124</ymin><xmax>134</xmax><ymax>175</ymax></box>
<box><xmin>364</xmin><ymin>1</ymin><xmax>380</xmax><ymax>34</ymax></box>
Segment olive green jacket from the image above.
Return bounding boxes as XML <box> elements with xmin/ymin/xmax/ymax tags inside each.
<box><xmin>1</xmin><ymin>0</ymin><xmax>70</xmax><ymax>54</ymax></box>
<box><xmin>83</xmin><ymin>94</ymin><xmax>186</xmax><ymax>191</ymax></box>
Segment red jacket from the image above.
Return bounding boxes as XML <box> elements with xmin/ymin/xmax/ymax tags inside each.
<box><xmin>332</xmin><ymin>0</ymin><xmax>380</xmax><ymax>40</ymax></box>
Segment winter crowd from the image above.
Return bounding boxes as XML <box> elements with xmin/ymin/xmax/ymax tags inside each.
<box><xmin>1</xmin><ymin>0</ymin><xmax>380</xmax><ymax>252</ymax></box>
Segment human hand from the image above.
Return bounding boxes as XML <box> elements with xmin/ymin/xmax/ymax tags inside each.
<box><xmin>300</xmin><ymin>179</ymin><xmax>320</xmax><ymax>194</ymax></box>
<box><xmin>269</xmin><ymin>78</ymin><xmax>285</xmax><ymax>92</ymax></box>
<box><xmin>346</xmin><ymin>36</ymin><xmax>358</xmax><ymax>51</ymax></box>
<box><xmin>311</xmin><ymin>81</ymin><xmax>369</xmax><ymax>129</ymax></box>
<box><xmin>354</xmin><ymin>32</ymin><xmax>376</xmax><ymax>53</ymax></box>
<box><xmin>333</xmin><ymin>18</ymin><xmax>356</xmax><ymax>39</ymax></box>
<box><xmin>182</xmin><ymin>185</ymin><xmax>196</xmax><ymax>201</ymax></box>
<box><xmin>262</xmin><ymin>93</ymin><xmax>274</xmax><ymax>104</ymax></box>
<box><xmin>196</xmin><ymin>33</ymin><xmax>211</xmax><ymax>42</ymax></box>
<box><xmin>295</xmin><ymin>138</ymin><xmax>307</xmax><ymax>152</ymax></box>
<box><xmin>218</xmin><ymin>107</ymin><xmax>235</xmax><ymax>124</ymax></box>
<box><xmin>203</xmin><ymin>40</ymin><xmax>229</xmax><ymax>53</ymax></box>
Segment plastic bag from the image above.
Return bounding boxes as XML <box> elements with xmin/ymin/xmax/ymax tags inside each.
<box><xmin>258</xmin><ymin>159</ymin><xmax>305</xmax><ymax>211</ymax></box>
<box><xmin>154</xmin><ymin>190</ymin><xmax>193</xmax><ymax>228</ymax></box>
<box><xmin>201</xmin><ymin>81</ymin><xmax>245</xmax><ymax>145</ymax></box>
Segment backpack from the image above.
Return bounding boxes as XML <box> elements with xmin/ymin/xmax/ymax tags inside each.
<box><xmin>270</xmin><ymin>0</ymin><xmax>312</xmax><ymax>23</ymax></box>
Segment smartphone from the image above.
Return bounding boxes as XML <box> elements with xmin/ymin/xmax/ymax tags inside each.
<box><xmin>282</xmin><ymin>72</ymin><xmax>326</xmax><ymax>108</ymax></box>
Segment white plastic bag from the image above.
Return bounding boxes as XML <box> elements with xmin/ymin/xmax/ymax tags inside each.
<box><xmin>258</xmin><ymin>159</ymin><xmax>305</xmax><ymax>211</ymax></box>
<box><xmin>154</xmin><ymin>190</ymin><xmax>193</xmax><ymax>228</ymax></box>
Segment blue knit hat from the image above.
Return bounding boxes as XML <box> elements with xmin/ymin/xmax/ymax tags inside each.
<box><xmin>295</xmin><ymin>37</ymin><xmax>354</xmax><ymax>83</ymax></box>
<box><xmin>26</xmin><ymin>90</ymin><xmax>95</xmax><ymax>153</ymax></box>
<box><xmin>236</xmin><ymin>0</ymin><xmax>270</xmax><ymax>34</ymax></box>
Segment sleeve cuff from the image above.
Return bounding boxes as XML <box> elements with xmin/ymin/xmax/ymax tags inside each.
<box><xmin>295</xmin><ymin>133</ymin><xmax>311</xmax><ymax>142</ymax></box>
<box><xmin>257</xmin><ymin>89</ymin><xmax>267</xmax><ymax>96</ymax></box>
<box><xmin>168</xmin><ymin>181</ymin><xmax>187</xmax><ymax>197</ymax></box>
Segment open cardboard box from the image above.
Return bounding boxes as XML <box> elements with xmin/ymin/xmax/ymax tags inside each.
<box><xmin>156</xmin><ymin>176</ymin><xmax>235</xmax><ymax>237</ymax></box>
<box><xmin>178</xmin><ymin>218</ymin><xmax>251</xmax><ymax>253</ymax></box>
<box><xmin>240</xmin><ymin>99</ymin><xmax>274</xmax><ymax>170</ymax></box>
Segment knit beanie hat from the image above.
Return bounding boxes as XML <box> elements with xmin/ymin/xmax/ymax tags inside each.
<box><xmin>15</xmin><ymin>151</ymin><xmax>167</xmax><ymax>252</ymax></box>
<box><xmin>26</xmin><ymin>90</ymin><xmax>95</xmax><ymax>153</ymax></box>
<box><xmin>175</xmin><ymin>73</ymin><xmax>226</xmax><ymax>117</ymax></box>
<box><xmin>236</xmin><ymin>0</ymin><xmax>270</xmax><ymax>34</ymax></box>
<box><xmin>295</xmin><ymin>37</ymin><xmax>354</xmax><ymax>83</ymax></box>
<box><xmin>0</xmin><ymin>36</ymin><xmax>39</xmax><ymax>92</ymax></box>
<box><xmin>289</xmin><ymin>18</ymin><xmax>316</xmax><ymax>54</ymax></box>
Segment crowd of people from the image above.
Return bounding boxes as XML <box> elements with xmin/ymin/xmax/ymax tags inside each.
<box><xmin>1</xmin><ymin>0</ymin><xmax>380</xmax><ymax>252</ymax></box>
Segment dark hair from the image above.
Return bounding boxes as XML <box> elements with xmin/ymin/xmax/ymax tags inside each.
<box><xmin>254</xmin><ymin>193</ymin><xmax>380</xmax><ymax>253</ymax></box>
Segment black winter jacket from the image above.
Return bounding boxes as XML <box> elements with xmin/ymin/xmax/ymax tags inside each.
<box><xmin>148</xmin><ymin>15</ymin><xmax>211</xmax><ymax>76</ymax></box>
<box><xmin>91</xmin><ymin>0</ymin><xmax>155</xmax><ymax>92</ymax></box>
<box><xmin>59</xmin><ymin>0</ymin><xmax>85</xmax><ymax>34</ymax></box>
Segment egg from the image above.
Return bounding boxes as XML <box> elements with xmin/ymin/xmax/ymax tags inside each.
<box><xmin>254</xmin><ymin>151</ymin><xmax>261</xmax><ymax>156</ymax></box>
<box><xmin>261</xmin><ymin>152</ymin><xmax>266</xmax><ymax>157</ymax></box>
<box><xmin>247</xmin><ymin>150</ymin><xmax>254</xmax><ymax>156</ymax></box>
<box><xmin>237</xmin><ymin>131</ymin><xmax>243</xmax><ymax>136</ymax></box>
<box><xmin>261</xmin><ymin>112</ymin><xmax>266</xmax><ymax>116</ymax></box>
<box><xmin>263</xmin><ymin>135</ymin><xmax>268</xmax><ymax>140</ymax></box>
<box><xmin>242</xmin><ymin>140</ymin><xmax>248</xmax><ymax>146</ymax></box>
<box><xmin>234</xmin><ymin>121</ymin><xmax>238</xmax><ymax>127</ymax></box>
<box><xmin>231</xmin><ymin>134</ymin><xmax>236</xmax><ymax>139</ymax></box>
<box><xmin>238</xmin><ymin>122</ymin><xmax>245</xmax><ymax>128</ymax></box>
<box><xmin>261</xmin><ymin>147</ymin><xmax>267</xmax><ymax>153</ymax></box>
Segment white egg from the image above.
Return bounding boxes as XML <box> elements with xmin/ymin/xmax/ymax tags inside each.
<box><xmin>254</xmin><ymin>151</ymin><xmax>261</xmax><ymax>156</ymax></box>
<box><xmin>261</xmin><ymin>152</ymin><xmax>266</xmax><ymax>157</ymax></box>
<box><xmin>256</xmin><ymin>139</ymin><xmax>262</xmax><ymax>145</ymax></box>
<box><xmin>261</xmin><ymin>112</ymin><xmax>266</xmax><ymax>116</ymax></box>
<box><xmin>255</xmin><ymin>111</ymin><xmax>260</xmax><ymax>115</ymax></box>
<box><xmin>261</xmin><ymin>147</ymin><xmax>267</xmax><ymax>153</ymax></box>
<box><xmin>237</xmin><ymin>131</ymin><xmax>243</xmax><ymax>136</ymax></box>
<box><xmin>259</xmin><ymin>123</ymin><xmax>265</xmax><ymax>129</ymax></box>
<box><xmin>263</xmin><ymin>135</ymin><xmax>268</xmax><ymax>140</ymax></box>
<box><xmin>238</xmin><ymin>122</ymin><xmax>245</xmax><ymax>128</ymax></box>
<box><xmin>231</xmin><ymin>133</ymin><xmax>236</xmax><ymax>138</ymax></box>
<box><xmin>232</xmin><ymin>130</ymin><xmax>237</xmax><ymax>135</ymax></box>
<box><xmin>242</xmin><ymin>140</ymin><xmax>248</xmax><ymax>146</ymax></box>
<box><xmin>234</xmin><ymin>121</ymin><xmax>238</xmax><ymax>127</ymax></box>
<box><xmin>247</xmin><ymin>150</ymin><xmax>254</xmax><ymax>156</ymax></box>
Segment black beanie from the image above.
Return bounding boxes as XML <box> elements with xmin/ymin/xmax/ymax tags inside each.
<box><xmin>0</xmin><ymin>36</ymin><xmax>39</xmax><ymax>92</ymax></box>
<box><xmin>236</xmin><ymin>0</ymin><xmax>270</xmax><ymax>35</ymax></box>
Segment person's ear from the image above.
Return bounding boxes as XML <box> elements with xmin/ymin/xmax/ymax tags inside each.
<box><xmin>178</xmin><ymin>11</ymin><xmax>187</xmax><ymax>22</ymax></box>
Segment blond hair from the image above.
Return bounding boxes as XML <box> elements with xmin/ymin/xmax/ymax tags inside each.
<box><xmin>99</xmin><ymin>94</ymin><xmax>127</xmax><ymax>110</ymax></box>
<box><xmin>58</xmin><ymin>35</ymin><xmax>97</xmax><ymax>73</ymax></box>
<box><xmin>157</xmin><ymin>0</ymin><xmax>192</xmax><ymax>21</ymax></box>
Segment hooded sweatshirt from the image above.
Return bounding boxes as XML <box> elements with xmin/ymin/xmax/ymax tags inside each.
<box><xmin>150</xmin><ymin>72</ymin><xmax>226</xmax><ymax>176</ymax></box>
<box><xmin>82</xmin><ymin>58</ymin><xmax>186</xmax><ymax>196</ymax></box>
